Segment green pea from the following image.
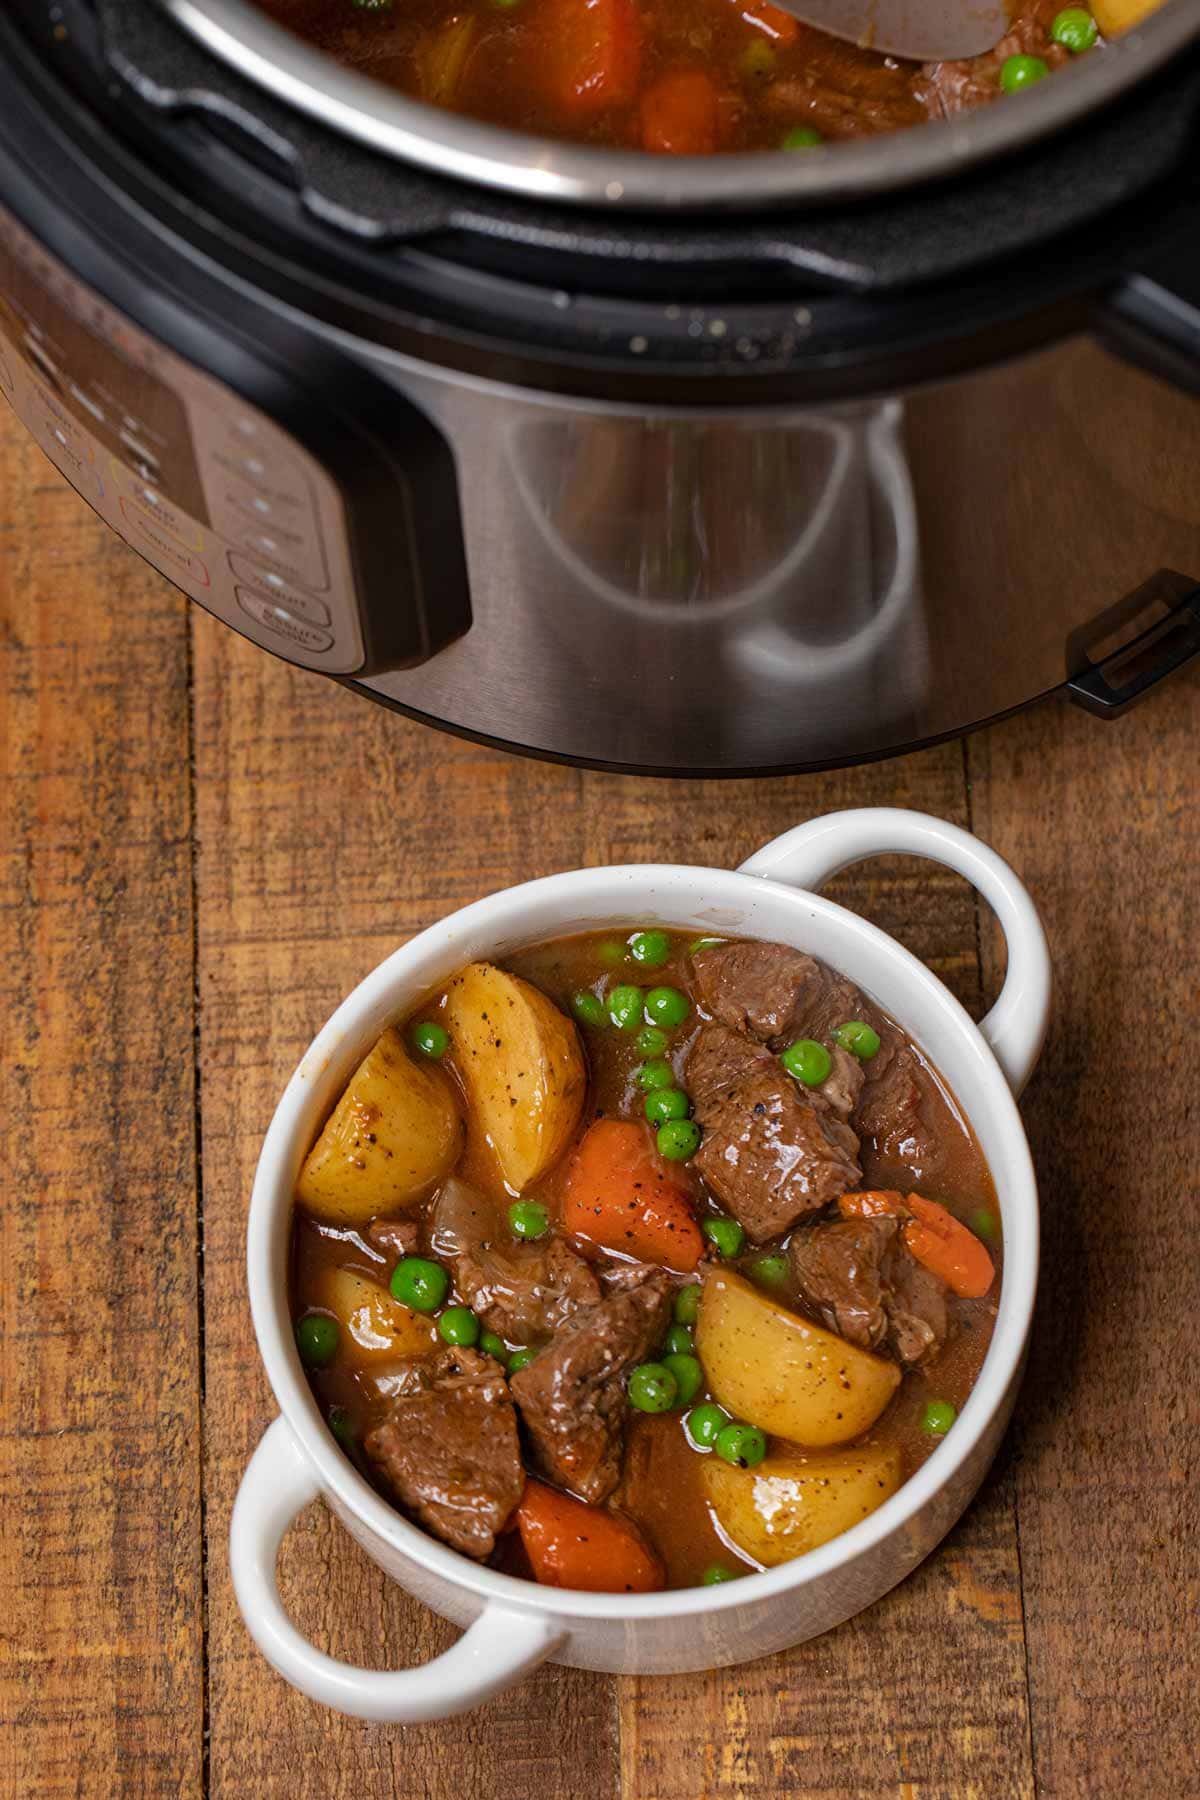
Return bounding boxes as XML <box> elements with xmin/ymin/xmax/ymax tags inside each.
<box><xmin>636</xmin><ymin>1025</ymin><xmax>669</xmax><ymax>1057</ymax></box>
<box><xmin>749</xmin><ymin>1252</ymin><xmax>789</xmax><ymax>1288</ymax></box>
<box><xmin>700</xmin><ymin>1564</ymin><xmax>739</xmax><ymax>1585</ymax></box>
<box><xmin>438</xmin><ymin>1305</ymin><xmax>480</xmax><ymax>1347</ymax></box>
<box><xmin>702</xmin><ymin>1215</ymin><xmax>745</xmax><ymax>1259</ymax></box>
<box><xmin>673</xmin><ymin>1283</ymin><xmax>702</xmax><ymax>1326</ymax></box>
<box><xmin>922</xmin><ymin>1399</ymin><xmax>957</xmax><ymax>1437</ymax></box>
<box><xmin>571</xmin><ymin>990</ymin><xmax>607</xmax><ymax>1029</ymax></box>
<box><xmin>738</xmin><ymin>38</ymin><xmax>775</xmax><ymax>80</ymax></box>
<box><xmin>411</xmin><ymin>1020</ymin><xmax>449</xmax><ymax>1058</ymax></box>
<box><xmin>508</xmin><ymin>1199</ymin><xmax>550</xmax><ymax>1240</ymax></box>
<box><xmin>970</xmin><ymin>1208</ymin><xmax>999</xmax><ymax>1244</ymax></box>
<box><xmin>507</xmin><ymin>1347</ymin><xmax>536</xmax><ymax>1375</ymax></box>
<box><xmin>479</xmin><ymin>1330</ymin><xmax>508</xmax><ymax>1363</ymax></box>
<box><xmin>663</xmin><ymin>1353</ymin><xmax>704</xmax><ymax>1407</ymax></box>
<box><xmin>328</xmin><ymin>1405</ymin><xmax>355</xmax><ymax>1449</ymax></box>
<box><xmin>780</xmin><ymin>1038</ymin><xmax>832</xmax><ymax>1086</ymax></box>
<box><xmin>644</xmin><ymin>986</ymin><xmax>690</xmax><ymax>1028</ymax></box>
<box><xmin>1000</xmin><ymin>53</ymin><xmax>1048</xmax><ymax>91</ymax></box>
<box><xmin>635</xmin><ymin>1058</ymin><xmax>676</xmax><ymax>1092</ymax></box>
<box><xmin>598</xmin><ymin>939</ymin><xmax>627</xmax><ymax>966</ymax></box>
<box><xmin>714</xmin><ymin>1421</ymin><xmax>767</xmax><ymax>1468</ymax></box>
<box><xmin>628</xmin><ymin>1361</ymin><xmax>679</xmax><ymax>1414</ymax></box>
<box><xmin>1050</xmin><ymin>5</ymin><xmax>1097</xmax><ymax>50</ymax></box>
<box><xmin>663</xmin><ymin>1322</ymin><xmax>694</xmax><ymax>1357</ymax></box>
<box><xmin>295</xmin><ymin>1312</ymin><xmax>338</xmax><ymax>1367</ymax></box>
<box><xmin>833</xmin><ymin>1020</ymin><xmax>881</xmax><ymax>1060</ymax></box>
<box><xmin>781</xmin><ymin>124</ymin><xmax>823</xmax><ymax>149</ymax></box>
<box><xmin>630</xmin><ymin>929</ymin><xmax>671</xmax><ymax>968</ymax></box>
<box><xmin>686</xmin><ymin>1403</ymin><xmax>729</xmax><ymax>1448</ymax></box>
<box><xmin>390</xmin><ymin>1256</ymin><xmax>450</xmax><ymax>1313</ymax></box>
<box><xmin>645</xmin><ymin>1087</ymin><xmax>690</xmax><ymax>1126</ymax></box>
<box><xmin>608</xmin><ymin>983</ymin><xmax>644</xmax><ymax>1031</ymax></box>
<box><xmin>657</xmin><ymin>1118</ymin><xmax>701</xmax><ymax>1162</ymax></box>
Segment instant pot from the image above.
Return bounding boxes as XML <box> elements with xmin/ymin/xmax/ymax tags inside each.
<box><xmin>2</xmin><ymin>0</ymin><xmax>1199</xmax><ymax>774</ymax></box>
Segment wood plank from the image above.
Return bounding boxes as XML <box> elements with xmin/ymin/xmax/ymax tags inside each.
<box><xmin>602</xmin><ymin>752</ymin><xmax>1036</xmax><ymax>1800</ymax></box>
<box><xmin>0</xmin><ymin>412</ymin><xmax>204</xmax><ymax>1795</ymax></box>
<box><xmin>189</xmin><ymin>616</ymin><xmax>615</xmax><ymax>1800</ymax></box>
<box><xmin>968</xmin><ymin>676</ymin><xmax>1200</xmax><ymax>1799</ymax></box>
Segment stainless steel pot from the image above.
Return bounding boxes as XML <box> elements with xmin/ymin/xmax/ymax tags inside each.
<box><xmin>163</xmin><ymin>0</ymin><xmax>1200</xmax><ymax>209</ymax></box>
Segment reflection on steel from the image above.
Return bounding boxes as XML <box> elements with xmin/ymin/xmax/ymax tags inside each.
<box><xmin>361</xmin><ymin>336</ymin><xmax>1200</xmax><ymax>772</ymax></box>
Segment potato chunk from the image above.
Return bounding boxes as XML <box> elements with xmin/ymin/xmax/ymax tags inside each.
<box><xmin>697</xmin><ymin>1268</ymin><xmax>900</xmax><ymax>1447</ymax></box>
<box><xmin>704</xmin><ymin>1444</ymin><xmax>903</xmax><ymax>1567</ymax></box>
<box><xmin>318</xmin><ymin>1267</ymin><xmax>438</xmax><ymax>1365</ymax></box>
<box><xmin>1092</xmin><ymin>0</ymin><xmax>1164</xmax><ymax>33</ymax></box>
<box><xmin>442</xmin><ymin>962</ymin><xmax>586</xmax><ymax>1193</ymax></box>
<box><xmin>297</xmin><ymin>1026</ymin><xmax>462</xmax><ymax>1223</ymax></box>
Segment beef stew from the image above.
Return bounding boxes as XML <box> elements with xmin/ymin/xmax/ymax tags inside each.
<box><xmin>255</xmin><ymin>0</ymin><xmax>1120</xmax><ymax>155</ymax></box>
<box><xmin>291</xmin><ymin>928</ymin><xmax>1002</xmax><ymax>1592</ymax></box>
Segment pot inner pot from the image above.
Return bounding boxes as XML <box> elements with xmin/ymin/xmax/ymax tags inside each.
<box><xmin>161</xmin><ymin>0</ymin><xmax>1199</xmax><ymax>207</ymax></box>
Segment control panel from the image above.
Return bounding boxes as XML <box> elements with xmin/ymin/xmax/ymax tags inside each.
<box><xmin>0</xmin><ymin>202</ymin><xmax>366</xmax><ymax>673</ymax></box>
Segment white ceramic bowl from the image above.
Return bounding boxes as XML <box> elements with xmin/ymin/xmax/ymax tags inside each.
<box><xmin>231</xmin><ymin>808</ymin><xmax>1050</xmax><ymax>1722</ymax></box>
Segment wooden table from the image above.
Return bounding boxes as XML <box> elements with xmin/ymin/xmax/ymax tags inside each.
<box><xmin>2</xmin><ymin>398</ymin><xmax>1196</xmax><ymax>1800</ymax></box>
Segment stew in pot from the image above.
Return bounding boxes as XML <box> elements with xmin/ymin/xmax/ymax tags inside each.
<box><xmin>290</xmin><ymin>929</ymin><xmax>1002</xmax><ymax>1591</ymax></box>
<box><xmin>255</xmin><ymin>0</ymin><xmax>1134</xmax><ymax>153</ymax></box>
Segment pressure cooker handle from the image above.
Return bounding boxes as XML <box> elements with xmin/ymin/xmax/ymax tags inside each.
<box><xmin>1100</xmin><ymin>199</ymin><xmax>1200</xmax><ymax>395</ymax></box>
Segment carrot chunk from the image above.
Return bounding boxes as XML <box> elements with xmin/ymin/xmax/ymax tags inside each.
<box><xmin>839</xmin><ymin>1190</ymin><xmax>996</xmax><ymax>1299</ymax></box>
<box><xmin>640</xmin><ymin>70</ymin><xmax>721</xmax><ymax>154</ymax></box>
<box><xmin>542</xmin><ymin>0</ymin><xmax>643</xmax><ymax>114</ymax></box>
<box><xmin>517</xmin><ymin>1480</ymin><xmax>665</xmax><ymax>1592</ymax></box>
<box><xmin>563</xmin><ymin>1118</ymin><xmax>704</xmax><ymax>1272</ymax></box>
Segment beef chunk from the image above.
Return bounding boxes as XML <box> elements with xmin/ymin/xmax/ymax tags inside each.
<box><xmin>692</xmin><ymin>939</ymin><xmax>936</xmax><ymax>1171</ymax></box>
<box><xmin>856</xmin><ymin>1047</ymin><xmax>939</xmax><ymax>1172</ymax></box>
<box><xmin>366</xmin><ymin>1215</ymin><xmax>424</xmax><ymax>1261</ymax></box>
<box><xmin>916</xmin><ymin>4</ymin><xmax>1067</xmax><ymax>116</ymax></box>
<box><xmin>510</xmin><ymin>1272</ymin><xmax>672</xmax><ymax>1504</ymax></box>
<box><xmin>364</xmin><ymin>1347</ymin><xmax>524</xmax><ymax>1559</ymax></box>
<box><xmin>791</xmin><ymin>1213</ymin><xmax>897</xmax><ymax>1348</ymax></box>
<box><xmin>789</xmin><ymin>1215</ymin><xmax>950</xmax><ymax>1366</ymax></box>
<box><xmin>432</xmin><ymin>1179</ymin><xmax>601</xmax><ymax>1344</ymax></box>
<box><xmin>885</xmin><ymin>1243</ymin><xmax>952</xmax><ymax>1366</ymax></box>
<box><xmin>692</xmin><ymin>940</ymin><xmax>830</xmax><ymax>1042</ymax></box>
<box><xmin>687</xmin><ymin>1025</ymin><xmax>861</xmax><ymax>1243</ymax></box>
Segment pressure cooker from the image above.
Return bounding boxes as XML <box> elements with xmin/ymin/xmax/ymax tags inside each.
<box><xmin>1</xmin><ymin>0</ymin><xmax>1198</xmax><ymax>774</ymax></box>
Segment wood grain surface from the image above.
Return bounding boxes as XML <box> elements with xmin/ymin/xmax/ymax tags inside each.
<box><xmin>2</xmin><ymin>400</ymin><xmax>1197</xmax><ymax>1799</ymax></box>
<box><xmin>0</xmin><ymin>411</ymin><xmax>204</xmax><ymax>1795</ymax></box>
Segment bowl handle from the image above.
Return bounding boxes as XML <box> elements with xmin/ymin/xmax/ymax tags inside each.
<box><xmin>230</xmin><ymin>1416</ymin><xmax>564</xmax><ymax>1721</ymax></box>
<box><xmin>739</xmin><ymin>808</ymin><xmax>1051</xmax><ymax>1097</ymax></box>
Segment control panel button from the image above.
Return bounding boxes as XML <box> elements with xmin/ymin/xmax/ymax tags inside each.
<box><xmin>40</xmin><ymin>414</ymin><xmax>94</xmax><ymax>468</ymax></box>
<box><xmin>236</xmin><ymin>586</ymin><xmax>334</xmax><ymax>653</ymax></box>
<box><xmin>227</xmin><ymin>553</ymin><xmax>332</xmax><ymax>625</ymax></box>
<box><xmin>118</xmin><ymin>487</ymin><xmax>204</xmax><ymax>552</ymax></box>
<box><xmin>126</xmin><ymin>511</ymin><xmax>211</xmax><ymax>588</ymax></box>
<box><xmin>228</xmin><ymin>527</ymin><xmax>329</xmax><ymax>591</ymax></box>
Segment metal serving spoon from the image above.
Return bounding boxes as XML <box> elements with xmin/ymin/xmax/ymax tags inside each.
<box><xmin>764</xmin><ymin>0</ymin><xmax>1009</xmax><ymax>64</ymax></box>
